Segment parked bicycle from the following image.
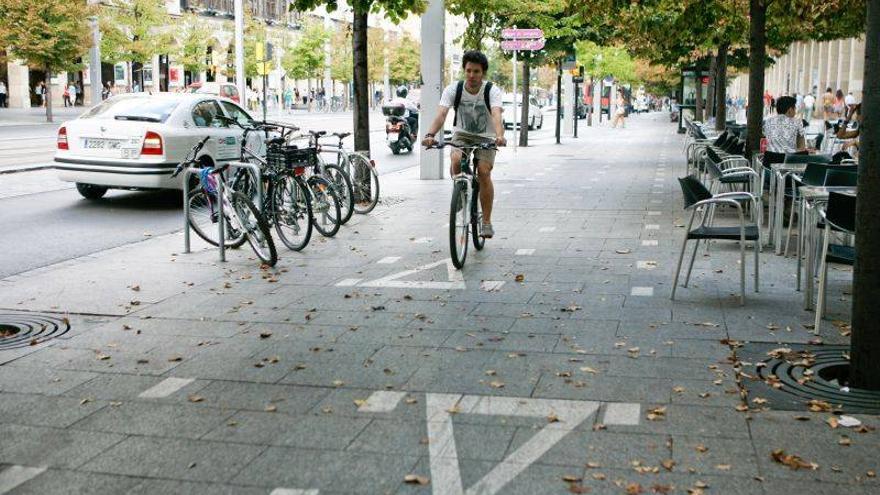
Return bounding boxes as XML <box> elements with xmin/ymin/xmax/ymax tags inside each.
<box><xmin>173</xmin><ymin>136</ymin><xmax>278</xmax><ymax>266</ymax></box>
<box><xmin>426</xmin><ymin>142</ymin><xmax>498</xmax><ymax>269</ymax></box>
<box><xmin>312</xmin><ymin>131</ymin><xmax>381</xmax><ymax>215</ymax></box>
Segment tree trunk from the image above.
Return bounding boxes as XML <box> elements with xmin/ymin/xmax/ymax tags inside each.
<box><xmin>307</xmin><ymin>78</ymin><xmax>313</xmax><ymax>112</ymax></box>
<box><xmin>352</xmin><ymin>9</ymin><xmax>371</xmax><ymax>196</ymax></box>
<box><xmin>45</xmin><ymin>70</ymin><xmax>53</xmax><ymax>123</ymax></box>
<box><xmin>706</xmin><ymin>51</ymin><xmax>717</xmax><ymax>120</ymax></box>
<box><xmin>715</xmin><ymin>44</ymin><xmax>729</xmax><ymax>131</ymax></box>
<box><xmin>694</xmin><ymin>66</ymin><xmax>704</xmax><ymax>122</ymax></box>
<box><xmin>519</xmin><ymin>59</ymin><xmax>531</xmax><ymax>147</ymax></box>
<box><xmin>850</xmin><ymin>0</ymin><xmax>880</xmax><ymax>390</ymax></box>
<box><xmin>745</xmin><ymin>0</ymin><xmax>767</xmax><ymax>158</ymax></box>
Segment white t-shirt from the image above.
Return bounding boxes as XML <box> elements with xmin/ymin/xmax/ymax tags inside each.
<box><xmin>439</xmin><ymin>81</ymin><xmax>503</xmax><ymax>139</ymax></box>
<box><xmin>803</xmin><ymin>94</ymin><xmax>815</xmax><ymax>108</ymax></box>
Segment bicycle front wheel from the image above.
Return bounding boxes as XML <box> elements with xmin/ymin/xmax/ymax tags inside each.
<box><xmin>449</xmin><ymin>180</ymin><xmax>469</xmax><ymax>269</ymax></box>
<box><xmin>308</xmin><ymin>176</ymin><xmax>342</xmax><ymax>237</ymax></box>
<box><xmin>272</xmin><ymin>173</ymin><xmax>313</xmax><ymax>251</ymax></box>
<box><xmin>229</xmin><ymin>191</ymin><xmax>277</xmax><ymax>266</ymax></box>
<box><xmin>349</xmin><ymin>153</ymin><xmax>380</xmax><ymax>214</ymax></box>
<box><xmin>324</xmin><ymin>164</ymin><xmax>354</xmax><ymax>225</ymax></box>
<box><xmin>187</xmin><ymin>187</ymin><xmax>247</xmax><ymax>248</ymax></box>
<box><xmin>471</xmin><ymin>180</ymin><xmax>485</xmax><ymax>251</ymax></box>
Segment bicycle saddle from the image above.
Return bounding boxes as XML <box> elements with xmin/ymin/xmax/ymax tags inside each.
<box><xmin>266</xmin><ymin>137</ymin><xmax>286</xmax><ymax>146</ymax></box>
<box><xmin>308</xmin><ymin>130</ymin><xmax>327</xmax><ymax>137</ymax></box>
<box><xmin>331</xmin><ymin>132</ymin><xmax>351</xmax><ymax>139</ymax></box>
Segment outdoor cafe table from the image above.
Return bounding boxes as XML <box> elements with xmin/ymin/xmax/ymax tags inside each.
<box><xmin>798</xmin><ymin>185</ymin><xmax>857</xmax><ymax>311</ymax></box>
<box><xmin>767</xmin><ymin>155</ymin><xmax>832</xmax><ymax>255</ymax></box>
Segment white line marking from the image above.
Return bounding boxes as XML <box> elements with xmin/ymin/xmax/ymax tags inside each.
<box><xmin>653</xmin><ymin>184</ymin><xmax>664</xmax><ymax>188</ymax></box>
<box><xmin>652</xmin><ymin>191</ymin><xmax>664</xmax><ymax>194</ymax></box>
<box><xmin>654</xmin><ymin>178</ymin><xmax>665</xmax><ymax>182</ymax></box>
<box><xmin>515</xmin><ymin>249</ymin><xmax>535</xmax><ymax>256</ymax></box>
<box><xmin>138</xmin><ymin>377</ymin><xmax>195</xmax><ymax>399</ymax></box>
<box><xmin>647</xmin><ymin>211</ymin><xmax>661</xmax><ymax>216</ymax></box>
<box><xmin>426</xmin><ymin>394</ymin><xmax>602</xmax><ymax>495</ymax></box>
<box><xmin>335</xmin><ymin>278</ymin><xmax>362</xmax><ymax>287</ymax></box>
<box><xmin>555</xmin><ymin>210</ymin><xmax>571</xmax><ymax>214</ymax></box>
<box><xmin>637</xmin><ymin>261</ymin><xmax>658</xmax><ymax>270</ymax></box>
<box><xmin>361</xmin><ymin>258</ymin><xmax>466</xmax><ymax>290</ymax></box>
<box><xmin>357</xmin><ymin>390</ymin><xmax>407</xmax><ymax>412</ymax></box>
<box><xmin>377</xmin><ymin>256</ymin><xmax>401</xmax><ymax>264</ymax></box>
<box><xmin>270</xmin><ymin>489</ymin><xmax>319</xmax><ymax>495</ymax></box>
<box><xmin>645</xmin><ymin>224</ymin><xmax>660</xmax><ymax>230</ymax></box>
<box><xmin>602</xmin><ymin>402</ymin><xmax>641</xmax><ymax>425</ymax></box>
<box><xmin>539</xmin><ymin>227</ymin><xmax>556</xmax><ymax>233</ymax></box>
<box><xmin>0</xmin><ymin>466</ymin><xmax>47</xmax><ymax>494</ymax></box>
<box><xmin>630</xmin><ymin>287</ymin><xmax>654</xmax><ymax>297</ymax></box>
<box><xmin>412</xmin><ymin>237</ymin><xmax>433</xmax><ymax>244</ymax></box>
<box><xmin>650</xmin><ymin>199</ymin><xmax>663</xmax><ymax>204</ymax></box>
<box><xmin>641</xmin><ymin>240</ymin><xmax>659</xmax><ymax>247</ymax></box>
<box><xmin>480</xmin><ymin>281</ymin><xmax>506</xmax><ymax>292</ymax></box>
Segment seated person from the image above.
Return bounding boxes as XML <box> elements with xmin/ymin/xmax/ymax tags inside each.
<box><xmin>836</xmin><ymin>104</ymin><xmax>861</xmax><ymax>157</ymax></box>
<box><xmin>388</xmin><ymin>85</ymin><xmax>419</xmax><ymax>138</ymax></box>
<box><xmin>762</xmin><ymin>95</ymin><xmax>807</xmax><ymax>166</ymax></box>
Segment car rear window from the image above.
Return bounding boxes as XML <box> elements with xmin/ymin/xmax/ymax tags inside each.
<box><xmin>80</xmin><ymin>96</ymin><xmax>180</xmax><ymax>123</ymax></box>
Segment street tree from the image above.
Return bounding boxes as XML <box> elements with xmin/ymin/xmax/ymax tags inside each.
<box><xmin>330</xmin><ymin>25</ymin><xmax>354</xmax><ymax>109</ymax></box>
<box><xmin>175</xmin><ymin>13</ymin><xmax>212</xmax><ymax>76</ymax></box>
<box><xmin>389</xmin><ymin>34</ymin><xmax>420</xmax><ymax>85</ymax></box>
<box><xmin>282</xmin><ymin>20</ymin><xmax>329</xmax><ymax>109</ymax></box>
<box><xmin>852</xmin><ymin>0</ymin><xmax>880</xmax><ymax>390</ymax></box>
<box><xmin>367</xmin><ymin>27</ymin><xmax>387</xmax><ymax>105</ymax></box>
<box><xmin>291</xmin><ymin>0</ymin><xmax>427</xmax><ymax>158</ymax></box>
<box><xmin>99</xmin><ymin>0</ymin><xmax>174</xmax><ymax>91</ymax></box>
<box><xmin>0</xmin><ymin>0</ymin><xmax>93</xmax><ymax>122</ymax></box>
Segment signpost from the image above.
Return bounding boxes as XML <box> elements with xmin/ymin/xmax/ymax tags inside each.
<box><xmin>501</xmin><ymin>27</ymin><xmax>544</xmax><ymax>152</ymax></box>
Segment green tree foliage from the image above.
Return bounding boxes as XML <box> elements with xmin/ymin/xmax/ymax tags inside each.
<box><xmin>576</xmin><ymin>41</ymin><xmax>636</xmax><ymax>83</ymax></box>
<box><xmin>226</xmin><ymin>8</ymin><xmax>271</xmax><ymax>79</ymax></box>
<box><xmin>99</xmin><ymin>0</ymin><xmax>174</xmax><ymax>65</ymax></box>
<box><xmin>282</xmin><ymin>20</ymin><xmax>328</xmax><ymax>81</ymax></box>
<box><xmin>175</xmin><ymin>13</ymin><xmax>212</xmax><ymax>73</ymax></box>
<box><xmin>367</xmin><ymin>27</ymin><xmax>386</xmax><ymax>84</ymax></box>
<box><xmin>389</xmin><ymin>34</ymin><xmax>420</xmax><ymax>84</ymax></box>
<box><xmin>329</xmin><ymin>24</ymin><xmax>353</xmax><ymax>83</ymax></box>
<box><xmin>0</xmin><ymin>0</ymin><xmax>93</xmax><ymax>121</ymax></box>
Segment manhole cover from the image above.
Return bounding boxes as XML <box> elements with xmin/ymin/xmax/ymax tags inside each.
<box><xmin>739</xmin><ymin>344</ymin><xmax>880</xmax><ymax>414</ymax></box>
<box><xmin>0</xmin><ymin>313</ymin><xmax>71</xmax><ymax>350</ymax></box>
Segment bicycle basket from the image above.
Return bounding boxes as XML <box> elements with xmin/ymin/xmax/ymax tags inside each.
<box><xmin>266</xmin><ymin>145</ymin><xmax>318</xmax><ymax>171</ymax></box>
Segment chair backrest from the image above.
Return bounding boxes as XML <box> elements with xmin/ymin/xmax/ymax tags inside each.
<box><xmin>825</xmin><ymin>191</ymin><xmax>856</xmax><ymax>233</ymax></box>
<box><xmin>814</xmin><ymin>133</ymin><xmax>824</xmax><ymax>150</ymax></box>
<box><xmin>729</xmin><ymin>139</ymin><xmax>745</xmax><ymax>155</ymax></box>
<box><xmin>823</xmin><ymin>169</ymin><xmax>858</xmax><ymax>187</ymax></box>
<box><xmin>678</xmin><ymin>176</ymin><xmax>713</xmax><ymax>209</ymax></box>
<box><xmin>802</xmin><ymin>163</ymin><xmax>836</xmax><ymax>186</ymax></box>
<box><xmin>713</xmin><ymin>131</ymin><xmax>729</xmax><ymax>147</ymax></box>
<box><xmin>784</xmin><ymin>152</ymin><xmax>817</xmax><ymax>164</ymax></box>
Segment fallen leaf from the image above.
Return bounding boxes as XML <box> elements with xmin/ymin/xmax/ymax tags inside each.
<box><xmin>264</xmin><ymin>405</ymin><xmax>277</xmax><ymax>413</ymax></box>
<box><xmin>838</xmin><ymin>436</ymin><xmax>852</xmax><ymax>446</ymax></box>
<box><xmin>735</xmin><ymin>404</ymin><xmax>749</xmax><ymax>412</ymax></box>
<box><xmin>79</xmin><ymin>398</ymin><xmax>92</xmax><ymax>405</ymax></box>
<box><xmin>715</xmin><ymin>464</ymin><xmax>731</xmax><ymax>471</ymax></box>
<box><xmin>695</xmin><ymin>444</ymin><xmax>709</xmax><ymax>453</ymax></box>
<box><xmin>661</xmin><ymin>459</ymin><xmax>675</xmax><ymax>471</ymax></box>
<box><xmin>259</xmin><ymin>331</ymin><xmax>272</xmax><ymax>339</ymax></box>
<box><xmin>514</xmin><ymin>274</ymin><xmax>525</xmax><ymax>282</ymax></box>
<box><xmin>188</xmin><ymin>395</ymin><xmax>204</xmax><ymax>403</ymax></box>
<box><xmin>826</xmin><ymin>417</ymin><xmax>840</xmax><ymax>429</ymax></box>
<box><xmin>489</xmin><ymin>381</ymin><xmax>505</xmax><ymax>389</ymax></box>
<box><xmin>672</xmin><ymin>386</ymin><xmax>686</xmax><ymax>394</ymax></box>
<box><xmin>615</xmin><ymin>248</ymin><xmax>631</xmax><ymax>254</ymax></box>
<box><xmin>646</xmin><ymin>406</ymin><xmax>666</xmax><ymax>421</ymax></box>
<box><xmin>96</xmin><ymin>354</ymin><xmax>111</xmax><ymax>361</ymax></box>
<box><xmin>485</xmin><ymin>369</ymin><xmax>497</xmax><ymax>376</ymax></box>
<box><xmin>586</xmin><ymin>461</ymin><xmax>601</xmax><ymax>469</ymax></box>
<box><xmin>770</xmin><ymin>449</ymin><xmax>818</xmax><ymax>470</ymax></box>
<box><xmin>625</xmin><ymin>482</ymin><xmax>643</xmax><ymax>494</ymax></box>
<box><xmin>353</xmin><ymin>399</ymin><xmax>368</xmax><ymax>408</ymax></box>
<box><xmin>404</xmin><ymin>474</ymin><xmax>430</xmax><ymax>485</ymax></box>
<box><xmin>562</xmin><ymin>475</ymin><xmax>583</xmax><ymax>482</ymax></box>
<box><xmin>591</xmin><ymin>472</ymin><xmax>606</xmax><ymax>480</ymax></box>
<box><xmin>167</xmin><ymin>356</ymin><xmax>183</xmax><ymax>362</ymax></box>
<box><xmin>547</xmin><ymin>413</ymin><xmax>560</xmax><ymax>423</ymax></box>
<box><xmin>752</xmin><ymin>397</ymin><xmax>768</xmax><ymax>405</ymax></box>
<box><xmin>580</xmin><ymin>366</ymin><xmax>599</xmax><ymax>374</ymax></box>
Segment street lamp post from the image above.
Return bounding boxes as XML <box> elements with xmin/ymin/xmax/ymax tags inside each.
<box><xmin>234</xmin><ymin>0</ymin><xmax>246</xmax><ymax>104</ymax></box>
<box><xmin>88</xmin><ymin>12</ymin><xmax>101</xmax><ymax>106</ymax></box>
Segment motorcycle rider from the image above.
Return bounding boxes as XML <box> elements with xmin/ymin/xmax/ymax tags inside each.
<box><xmin>388</xmin><ymin>85</ymin><xmax>419</xmax><ymax>139</ymax></box>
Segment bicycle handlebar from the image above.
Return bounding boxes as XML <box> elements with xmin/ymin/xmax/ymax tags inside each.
<box><xmin>425</xmin><ymin>141</ymin><xmax>499</xmax><ymax>152</ymax></box>
<box><xmin>171</xmin><ymin>136</ymin><xmax>211</xmax><ymax>177</ymax></box>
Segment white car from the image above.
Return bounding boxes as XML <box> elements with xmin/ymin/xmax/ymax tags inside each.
<box><xmin>502</xmin><ymin>96</ymin><xmax>545</xmax><ymax>130</ymax></box>
<box><xmin>55</xmin><ymin>93</ymin><xmax>264</xmax><ymax>199</ymax></box>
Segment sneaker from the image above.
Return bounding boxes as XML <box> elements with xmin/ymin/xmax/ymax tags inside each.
<box><xmin>481</xmin><ymin>223</ymin><xmax>494</xmax><ymax>238</ymax></box>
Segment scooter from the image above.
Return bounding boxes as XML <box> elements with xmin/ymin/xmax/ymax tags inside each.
<box><xmin>382</xmin><ymin>104</ymin><xmax>416</xmax><ymax>155</ymax></box>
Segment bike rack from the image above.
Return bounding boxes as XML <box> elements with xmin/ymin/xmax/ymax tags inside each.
<box><xmin>181</xmin><ymin>161</ymin><xmax>263</xmax><ymax>262</ymax></box>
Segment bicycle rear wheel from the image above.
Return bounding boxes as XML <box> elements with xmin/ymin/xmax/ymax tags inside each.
<box><xmin>449</xmin><ymin>181</ymin><xmax>469</xmax><ymax>269</ymax></box>
<box><xmin>187</xmin><ymin>187</ymin><xmax>247</xmax><ymax>248</ymax></box>
<box><xmin>324</xmin><ymin>164</ymin><xmax>354</xmax><ymax>225</ymax></box>
<box><xmin>272</xmin><ymin>173</ymin><xmax>313</xmax><ymax>251</ymax></box>
<box><xmin>349</xmin><ymin>153</ymin><xmax>380</xmax><ymax>214</ymax></box>
<box><xmin>229</xmin><ymin>191</ymin><xmax>277</xmax><ymax>266</ymax></box>
<box><xmin>471</xmin><ymin>180</ymin><xmax>485</xmax><ymax>251</ymax></box>
<box><xmin>308</xmin><ymin>176</ymin><xmax>342</xmax><ymax>237</ymax></box>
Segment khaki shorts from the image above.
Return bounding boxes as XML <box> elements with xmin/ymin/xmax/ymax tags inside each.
<box><xmin>450</xmin><ymin>132</ymin><xmax>497</xmax><ymax>167</ymax></box>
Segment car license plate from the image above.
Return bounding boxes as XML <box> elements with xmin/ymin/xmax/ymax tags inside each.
<box><xmin>387</xmin><ymin>132</ymin><xmax>399</xmax><ymax>143</ymax></box>
<box><xmin>83</xmin><ymin>138</ymin><xmax>124</xmax><ymax>150</ymax></box>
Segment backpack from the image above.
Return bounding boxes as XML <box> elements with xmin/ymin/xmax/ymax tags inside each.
<box><xmin>453</xmin><ymin>80</ymin><xmax>493</xmax><ymax>127</ymax></box>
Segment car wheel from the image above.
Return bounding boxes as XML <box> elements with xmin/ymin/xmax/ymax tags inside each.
<box><xmin>76</xmin><ymin>183</ymin><xmax>108</xmax><ymax>200</ymax></box>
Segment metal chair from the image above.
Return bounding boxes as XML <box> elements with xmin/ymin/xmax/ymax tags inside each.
<box><xmin>823</xmin><ymin>169</ymin><xmax>858</xmax><ymax>187</ymax></box>
<box><xmin>672</xmin><ymin>176</ymin><xmax>761</xmax><ymax>305</ymax></box>
<box><xmin>814</xmin><ymin>192</ymin><xmax>856</xmax><ymax>334</ymax></box>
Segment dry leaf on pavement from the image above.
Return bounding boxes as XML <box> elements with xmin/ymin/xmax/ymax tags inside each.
<box><xmin>770</xmin><ymin>449</ymin><xmax>818</xmax><ymax>470</ymax></box>
<box><xmin>404</xmin><ymin>474</ymin><xmax>430</xmax><ymax>485</ymax></box>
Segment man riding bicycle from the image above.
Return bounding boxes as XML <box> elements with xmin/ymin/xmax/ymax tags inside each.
<box><xmin>422</xmin><ymin>50</ymin><xmax>506</xmax><ymax>238</ymax></box>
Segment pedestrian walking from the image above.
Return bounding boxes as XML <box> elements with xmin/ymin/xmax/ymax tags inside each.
<box><xmin>67</xmin><ymin>82</ymin><xmax>77</xmax><ymax>107</ymax></box>
<box><xmin>822</xmin><ymin>87</ymin><xmax>834</xmax><ymax>121</ymax></box>
<box><xmin>802</xmin><ymin>92</ymin><xmax>815</xmax><ymax>123</ymax></box>
<box><xmin>35</xmin><ymin>82</ymin><xmax>46</xmax><ymax>107</ymax></box>
<box><xmin>844</xmin><ymin>91</ymin><xmax>856</xmax><ymax>116</ymax></box>
<box><xmin>611</xmin><ymin>91</ymin><xmax>627</xmax><ymax>128</ymax></box>
<box><xmin>0</xmin><ymin>80</ymin><xmax>6</xmax><ymax>108</ymax></box>
<box><xmin>832</xmin><ymin>89</ymin><xmax>845</xmax><ymax>120</ymax></box>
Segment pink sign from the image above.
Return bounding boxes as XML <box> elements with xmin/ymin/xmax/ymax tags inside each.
<box><xmin>502</xmin><ymin>28</ymin><xmax>544</xmax><ymax>39</ymax></box>
<box><xmin>501</xmin><ymin>39</ymin><xmax>546</xmax><ymax>51</ymax></box>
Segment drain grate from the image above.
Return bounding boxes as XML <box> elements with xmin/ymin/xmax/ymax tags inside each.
<box><xmin>739</xmin><ymin>344</ymin><xmax>880</xmax><ymax>414</ymax></box>
<box><xmin>0</xmin><ymin>313</ymin><xmax>71</xmax><ymax>350</ymax></box>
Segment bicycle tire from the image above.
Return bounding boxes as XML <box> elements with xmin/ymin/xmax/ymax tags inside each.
<box><xmin>349</xmin><ymin>153</ymin><xmax>380</xmax><ymax>214</ymax></box>
<box><xmin>307</xmin><ymin>176</ymin><xmax>342</xmax><ymax>237</ymax></box>
<box><xmin>229</xmin><ymin>191</ymin><xmax>277</xmax><ymax>266</ymax></box>
<box><xmin>187</xmin><ymin>187</ymin><xmax>247</xmax><ymax>248</ymax></box>
<box><xmin>449</xmin><ymin>180</ymin><xmax>469</xmax><ymax>269</ymax></box>
<box><xmin>323</xmin><ymin>164</ymin><xmax>354</xmax><ymax>225</ymax></box>
<box><xmin>272</xmin><ymin>173</ymin><xmax>313</xmax><ymax>251</ymax></box>
<box><xmin>471</xmin><ymin>180</ymin><xmax>485</xmax><ymax>251</ymax></box>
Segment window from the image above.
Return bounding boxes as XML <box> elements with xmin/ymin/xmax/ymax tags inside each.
<box><xmin>81</xmin><ymin>95</ymin><xmax>179</xmax><ymax>123</ymax></box>
<box><xmin>191</xmin><ymin>100</ymin><xmax>226</xmax><ymax>128</ymax></box>
<box><xmin>220</xmin><ymin>101</ymin><xmax>252</xmax><ymax>126</ymax></box>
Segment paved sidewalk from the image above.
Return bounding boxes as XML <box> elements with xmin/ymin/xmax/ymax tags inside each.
<box><xmin>0</xmin><ymin>114</ymin><xmax>876</xmax><ymax>494</ymax></box>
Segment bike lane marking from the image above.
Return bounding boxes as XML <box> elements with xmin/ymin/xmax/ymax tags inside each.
<box><xmin>138</xmin><ymin>377</ymin><xmax>195</xmax><ymax>399</ymax></box>
<box><xmin>0</xmin><ymin>466</ymin><xmax>47</xmax><ymax>494</ymax></box>
<box><xmin>360</xmin><ymin>258</ymin><xmax>466</xmax><ymax>290</ymax></box>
